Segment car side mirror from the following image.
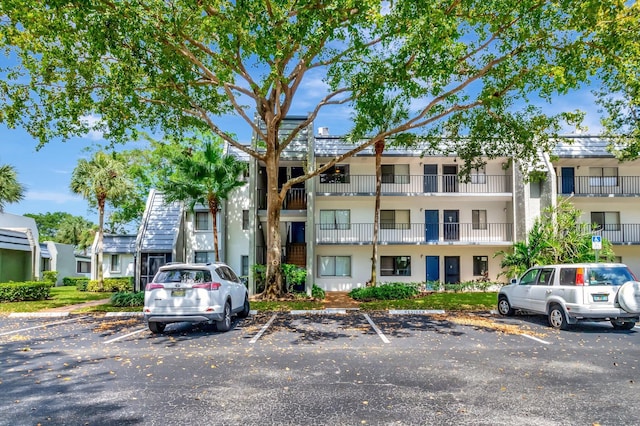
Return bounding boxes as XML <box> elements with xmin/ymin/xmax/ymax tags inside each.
<box><xmin>510</xmin><ymin>278</ymin><xmax>518</xmax><ymax>285</ymax></box>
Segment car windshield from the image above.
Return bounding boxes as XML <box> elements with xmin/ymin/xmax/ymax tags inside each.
<box><xmin>153</xmin><ymin>269</ymin><xmax>210</xmax><ymax>284</ymax></box>
<box><xmin>587</xmin><ymin>266</ymin><xmax>635</xmax><ymax>286</ymax></box>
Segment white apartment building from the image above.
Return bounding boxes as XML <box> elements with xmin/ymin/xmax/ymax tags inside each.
<box><xmin>103</xmin><ymin>118</ymin><xmax>640</xmax><ymax>294</ymax></box>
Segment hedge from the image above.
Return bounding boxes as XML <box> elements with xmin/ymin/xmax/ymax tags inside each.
<box><xmin>42</xmin><ymin>271</ymin><xmax>58</xmax><ymax>284</ymax></box>
<box><xmin>62</xmin><ymin>277</ymin><xmax>90</xmax><ymax>289</ymax></box>
<box><xmin>0</xmin><ymin>282</ymin><xmax>53</xmax><ymax>302</ymax></box>
<box><xmin>87</xmin><ymin>277</ymin><xmax>133</xmax><ymax>292</ymax></box>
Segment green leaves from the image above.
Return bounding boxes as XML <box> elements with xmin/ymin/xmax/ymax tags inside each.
<box><xmin>0</xmin><ymin>163</ymin><xmax>25</xmax><ymax>212</ymax></box>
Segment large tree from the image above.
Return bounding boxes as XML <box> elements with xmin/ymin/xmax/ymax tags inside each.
<box><xmin>0</xmin><ymin>164</ymin><xmax>25</xmax><ymax>212</ymax></box>
<box><xmin>159</xmin><ymin>133</ymin><xmax>247</xmax><ymax>262</ymax></box>
<box><xmin>70</xmin><ymin>151</ymin><xmax>133</xmax><ymax>288</ymax></box>
<box><xmin>0</xmin><ymin>1</ymin><xmax>637</xmax><ymax>298</ymax></box>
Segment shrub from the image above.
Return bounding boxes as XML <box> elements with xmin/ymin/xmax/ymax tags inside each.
<box><xmin>0</xmin><ymin>282</ymin><xmax>53</xmax><ymax>302</ymax></box>
<box><xmin>252</xmin><ymin>264</ymin><xmax>266</xmax><ymax>293</ymax></box>
<box><xmin>311</xmin><ymin>284</ymin><xmax>325</xmax><ymax>299</ymax></box>
<box><xmin>349</xmin><ymin>283</ymin><xmax>420</xmax><ymax>301</ymax></box>
<box><xmin>87</xmin><ymin>278</ymin><xmax>133</xmax><ymax>292</ymax></box>
<box><xmin>110</xmin><ymin>291</ymin><xmax>144</xmax><ymax>307</ymax></box>
<box><xmin>62</xmin><ymin>277</ymin><xmax>90</xmax><ymax>290</ymax></box>
<box><xmin>282</xmin><ymin>263</ymin><xmax>306</xmax><ymax>292</ymax></box>
<box><xmin>42</xmin><ymin>271</ymin><xmax>58</xmax><ymax>284</ymax></box>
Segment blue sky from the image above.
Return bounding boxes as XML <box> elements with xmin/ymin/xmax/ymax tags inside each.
<box><xmin>1</xmin><ymin>69</ymin><xmax>605</xmax><ymax>224</ymax></box>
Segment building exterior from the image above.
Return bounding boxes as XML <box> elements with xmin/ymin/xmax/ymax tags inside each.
<box><xmin>40</xmin><ymin>241</ymin><xmax>84</xmax><ymax>285</ymax></box>
<box><xmin>93</xmin><ymin>119</ymin><xmax>640</xmax><ymax>295</ymax></box>
<box><xmin>0</xmin><ymin>212</ymin><xmax>41</xmax><ymax>282</ymax></box>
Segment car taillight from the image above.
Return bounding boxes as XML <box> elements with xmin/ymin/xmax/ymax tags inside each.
<box><xmin>192</xmin><ymin>282</ymin><xmax>222</xmax><ymax>290</ymax></box>
<box><xmin>146</xmin><ymin>283</ymin><xmax>164</xmax><ymax>290</ymax></box>
<box><xmin>575</xmin><ymin>268</ymin><xmax>585</xmax><ymax>286</ymax></box>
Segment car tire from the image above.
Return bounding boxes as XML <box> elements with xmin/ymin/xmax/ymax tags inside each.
<box><xmin>611</xmin><ymin>320</ymin><xmax>636</xmax><ymax>330</ymax></box>
<box><xmin>149</xmin><ymin>322</ymin><xmax>166</xmax><ymax>334</ymax></box>
<box><xmin>237</xmin><ymin>296</ymin><xmax>250</xmax><ymax>319</ymax></box>
<box><xmin>216</xmin><ymin>301</ymin><xmax>232</xmax><ymax>332</ymax></box>
<box><xmin>498</xmin><ymin>296</ymin><xmax>515</xmax><ymax>316</ymax></box>
<box><xmin>548</xmin><ymin>304</ymin><xmax>569</xmax><ymax>330</ymax></box>
<box><xmin>617</xmin><ymin>281</ymin><xmax>640</xmax><ymax>314</ymax></box>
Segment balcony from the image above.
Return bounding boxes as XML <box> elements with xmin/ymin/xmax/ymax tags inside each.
<box><xmin>558</xmin><ymin>176</ymin><xmax>640</xmax><ymax>196</ymax></box>
<box><xmin>593</xmin><ymin>224</ymin><xmax>640</xmax><ymax>245</ymax></box>
<box><xmin>315</xmin><ymin>223</ymin><xmax>513</xmax><ymax>245</ymax></box>
<box><xmin>316</xmin><ymin>174</ymin><xmax>512</xmax><ymax>195</ymax></box>
<box><xmin>258</xmin><ymin>188</ymin><xmax>307</xmax><ymax>210</ymax></box>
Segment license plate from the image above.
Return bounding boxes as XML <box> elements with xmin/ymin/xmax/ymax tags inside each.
<box><xmin>592</xmin><ymin>294</ymin><xmax>608</xmax><ymax>302</ymax></box>
<box><xmin>171</xmin><ymin>289</ymin><xmax>186</xmax><ymax>297</ymax></box>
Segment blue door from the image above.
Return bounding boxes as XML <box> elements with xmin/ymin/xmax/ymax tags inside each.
<box><xmin>291</xmin><ymin>222</ymin><xmax>305</xmax><ymax>243</ymax></box>
<box><xmin>561</xmin><ymin>167</ymin><xmax>575</xmax><ymax>194</ymax></box>
<box><xmin>426</xmin><ymin>256</ymin><xmax>439</xmax><ymax>287</ymax></box>
<box><xmin>425</xmin><ymin>210</ymin><xmax>439</xmax><ymax>242</ymax></box>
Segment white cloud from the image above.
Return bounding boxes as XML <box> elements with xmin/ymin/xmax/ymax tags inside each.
<box><xmin>26</xmin><ymin>190</ymin><xmax>82</xmax><ymax>204</ymax></box>
<box><xmin>80</xmin><ymin>114</ymin><xmax>105</xmax><ymax>141</ymax></box>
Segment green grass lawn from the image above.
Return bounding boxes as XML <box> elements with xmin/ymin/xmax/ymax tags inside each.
<box><xmin>0</xmin><ymin>286</ymin><xmax>113</xmax><ymax>314</ymax></box>
<box><xmin>0</xmin><ymin>287</ymin><xmax>498</xmax><ymax>314</ymax></box>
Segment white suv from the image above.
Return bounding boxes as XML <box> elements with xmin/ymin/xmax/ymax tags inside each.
<box><xmin>498</xmin><ymin>263</ymin><xmax>640</xmax><ymax>330</ymax></box>
<box><xmin>143</xmin><ymin>262</ymin><xmax>250</xmax><ymax>333</ymax></box>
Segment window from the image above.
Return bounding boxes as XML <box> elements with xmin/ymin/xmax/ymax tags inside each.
<box><xmin>320</xmin><ymin>164</ymin><xmax>350</xmax><ymax>183</ymax></box>
<box><xmin>380</xmin><ymin>210</ymin><xmax>410</xmax><ymax>230</ymax></box>
<box><xmin>318</xmin><ymin>256</ymin><xmax>351</xmax><ymax>277</ymax></box>
<box><xmin>381</xmin><ymin>256</ymin><xmax>411</xmax><ymax>276</ymax></box>
<box><xmin>195</xmin><ymin>212</ymin><xmax>209</xmax><ymax>230</ymax></box>
<box><xmin>473</xmin><ymin>256</ymin><xmax>488</xmax><ymax>276</ymax></box>
<box><xmin>472</xmin><ymin>210</ymin><xmax>487</xmax><ymax>230</ymax></box>
<box><xmin>242</xmin><ymin>210</ymin><xmax>249</xmax><ymax>230</ymax></box>
<box><xmin>241</xmin><ymin>255</ymin><xmax>249</xmax><ymax>277</ymax></box>
<box><xmin>110</xmin><ymin>254</ymin><xmax>120</xmax><ymax>273</ymax></box>
<box><xmin>470</xmin><ymin>166</ymin><xmax>486</xmax><ymax>184</ymax></box>
<box><xmin>591</xmin><ymin>211</ymin><xmax>620</xmax><ymax>231</ymax></box>
<box><xmin>381</xmin><ymin>164</ymin><xmax>410</xmax><ymax>184</ymax></box>
<box><xmin>519</xmin><ymin>268</ymin><xmax>539</xmax><ymax>285</ymax></box>
<box><xmin>536</xmin><ymin>268</ymin><xmax>554</xmax><ymax>285</ymax></box>
<box><xmin>194</xmin><ymin>251</ymin><xmax>215</xmax><ymax>263</ymax></box>
<box><xmin>77</xmin><ymin>260</ymin><xmax>90</xmax><ymax>274</ymax></box>
<box><xmin>590</xmin><ymin>167</ymin><xmax>618</xmax><ymax>187</ymax></box>
<box><xmin>530</xmin><ymin>181</ymin><xmax>542</xmax><ymax>198</ymax></box>
<box><xmin>320</xmin><ymin>210</ymin><xmax>350</xmax><ymax>230</ymax></box>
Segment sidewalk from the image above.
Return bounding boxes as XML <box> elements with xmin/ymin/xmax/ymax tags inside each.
<box><xmin>40</xmin><ymin>298</ymin><xmax>113</xmax><ymax>313</ymax></box>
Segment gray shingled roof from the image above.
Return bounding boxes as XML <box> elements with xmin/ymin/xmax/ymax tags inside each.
<box><xmin>551</xmin><ymin>135</ymin><xmax>617</xmax><ymax>158</ymax></box>
<box><xmin>138</xmin><ymin>190</ymin><xmax>182</xmax><ymax>253</ymax></box>
<box><xmin>102</xmin><ymin>235</ymin><xmax>137</xmax><ymax>254</ymax></box>
<box><xmin>0</xmin><ymin>228</ymin><xmax>31</xmax><ymax>251</ymax></box>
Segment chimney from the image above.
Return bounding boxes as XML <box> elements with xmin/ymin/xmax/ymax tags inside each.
<box><xmin>317</xmin><ymin>127</ymin><xmax>329</xmax><ymax>136</ymax></box>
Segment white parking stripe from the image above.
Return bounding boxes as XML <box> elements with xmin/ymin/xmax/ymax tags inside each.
<box><xmin>0</xmin><ymin>317</ymin><xmax>85</xmax><ymax>336</ymax></box>
<box><xmin>249</xmin><ymin>313</ymin><xmax>277</xmax><ymax>344</ymax></box>
<box><xmin>521</xmin><ymin>333</ymin><xmax>551</xmax><ymax>345</ymax></box>
<box><xmin>104</xmin><ymin>328</ymin><xmax>148</xmax><ymax>344</ymax></box>
<box><xmin>363</xmin><ymin>313</ymin><xmax>390</xmax><ymax>344</ymax></box>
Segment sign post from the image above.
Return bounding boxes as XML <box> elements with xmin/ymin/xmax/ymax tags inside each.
<box><xmin>592</xmin><ymin>235</ymin><xmax>602</xmax><ymax>262</ymax></box>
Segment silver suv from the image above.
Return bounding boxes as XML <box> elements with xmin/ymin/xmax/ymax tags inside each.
<box><xmin>498</xmin><ymin>263</ymin><xmax>640</xmax><ymax>330</ymax></box>
<box><xmin>143</xmin><ymin>262</ymin><xmax>250</xmax><ymax>333</ymax></box>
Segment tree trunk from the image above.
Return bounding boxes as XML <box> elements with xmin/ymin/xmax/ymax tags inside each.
<box><xmin>264</xmin><ymin>161</ymin><xmax>284</xmax><ymax>299</ymax></box>
<box><xmin>97</xmin><ymin>199</ymin><xmax>105</xmax><ymax>290</ymax></box>
<box><xmin>208</xmin><ymin>195</ymin><xmax>220</xmax><ymax>262</ymax></box>
<box><xmin>369</xmin><ymin>139</ymin><xmax>385</xmax><ymax>287</ymax></box>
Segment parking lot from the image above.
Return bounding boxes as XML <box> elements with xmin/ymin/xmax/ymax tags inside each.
<box><xmin>1</xmin><ymin>310</ymin><xmax>640</xmax><ymax>425</ymax></box>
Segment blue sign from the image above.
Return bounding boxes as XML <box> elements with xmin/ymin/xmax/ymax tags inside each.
<box><xmin>592</xmin><ymin>235</ymin><xmax>602</xmax><ymax>249</ymax></box>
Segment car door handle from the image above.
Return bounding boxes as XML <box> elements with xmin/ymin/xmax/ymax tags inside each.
<box><xmin>546</xmin><ymin>290</ymin><xmax>553</xmax><ymax>294</ymax></box>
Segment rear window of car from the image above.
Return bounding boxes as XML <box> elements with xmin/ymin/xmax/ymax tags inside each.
<box><xmin>586</xmin><ymin>266</ymin><xmax>635</xmax><ymax>286</ymax></box>
<box><xmin>154</xmin><ymin>269</ymin><xmax>212</xmax><ymax>284</ymax></box>
<box><xmin>559</xmin><ymin>266</ymin><xmax>634</xmax><ymax>286</ymax></box>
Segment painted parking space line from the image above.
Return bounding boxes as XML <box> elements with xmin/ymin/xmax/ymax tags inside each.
<box><xmin>249</xmin><ymin>313</ymin><xmax>277</xmax><ymax>344</ymax></box>
<box><xmin>290</xmin><ymin>309</ymin><xmax>347</xmax><ymax>315</ymax></box>
<box><xmin>521</xmin><ymin>334</ymin><xmax>551</xmax><ymax>345</ymax></box>
<box><xmin>363</xmin><ymin>313</ymin><xmax>390</xmax><ymax>344</ymax></box>
<box><xmin>0</xmin><ymin>316</ymin><xmax>86</xmax><ymax>336</ymax></box>
<box><xmin>389</xmin><ymin>309</ymin><xmax>445</xmax><ymax>315</ymax></box>
<box><xmin>104</xmin><ymin>328</ymin><xmax>148</xmax><ymax>344</ymax></box>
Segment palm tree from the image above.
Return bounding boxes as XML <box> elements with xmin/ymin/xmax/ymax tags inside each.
<box><xmin>0</xmin><ymin>164</ymin><xmax>25</xmax><ymax>212</ymax></box>
<box><xmin>70</xmin><ymin>151</ymin><xmax>133</xmax><ymax>288</ymax></box>
<box><xmin>160</xmin><ymin>137</ymin><xmax>247</xmax><ymax>262</ymax></box>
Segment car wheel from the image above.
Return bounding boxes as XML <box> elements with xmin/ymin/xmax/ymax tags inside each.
<box><xmin>497</xmin><ymin>296</ymin><xmax>515</xmax><ymax>316</ymax></box>
<box><xmin>216</xmin><ymin>301</ymin><xmax>232</xmax><ymax>332</ymax></box>
<box><xmin>548</xmin><ymin>304</ymin><xmax>569</xmax><ymax>330</ymax></box>
<box><xmin>611</xmin><ymin>320</ymin><xmax>636</xmax><ymax>330</ymax></box>
<box><xmin>237</xmin><ymin>296</ymin><xmax>250</xmax><ymax>319</ymax></box>
<box><xmin>149</xmin><ymin>322</ymin><xmax>166</xmax><ymax>334</ymax></box>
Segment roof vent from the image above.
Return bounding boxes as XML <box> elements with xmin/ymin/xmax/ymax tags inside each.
<box><xmin>318</xmin><ymin>127</ymin><xmax>329</xmax><ymax>136</ymax></box>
